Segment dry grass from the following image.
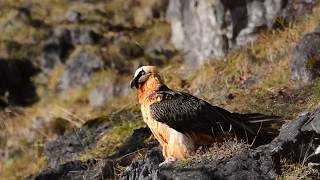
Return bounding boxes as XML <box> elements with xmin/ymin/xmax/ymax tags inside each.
<box><xmin>187</xmin><ymin>7</ymin><xmax>320</xmax><ymax>120</ymax></box>
<box><xmin>181</xmin><ymin>139</ymin><xmax>249</xmax><ymax>167</ymax></box>
<box><xmin>280</xmin><ymin>160</ymin><xmax>320</xmax><ymax>180</ymax></box>
<box><xmin>1</xmin><ymin>1</ymin><xmax>320</xmax><ymax>180</ymax></box>
<box><xmin>0</xmin><ymin>0</ymin><xmax>169</xmax><ymax>179</ymax></box>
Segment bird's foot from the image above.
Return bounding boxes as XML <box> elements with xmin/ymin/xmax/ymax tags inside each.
<box><xmin>159</xmin><ymin>157</ymin><xmax>176</xmax><ymax>167</ymax></box>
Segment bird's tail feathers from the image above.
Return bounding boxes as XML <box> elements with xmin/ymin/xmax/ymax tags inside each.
<box><xmin>232</xmin><ymin>112</ymin><xmax>283</xmax><ymax>135</ymax></box>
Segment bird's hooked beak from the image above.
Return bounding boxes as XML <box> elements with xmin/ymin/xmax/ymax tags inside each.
<box><xmin>130</xmin><ymin>76</ymin><xmax>139</xmax><ymax>89</ymax></box>
<box><xmin>130</xmin><ymin>71</ymin><xmax>151</xmax><ymax>89</ymax></box>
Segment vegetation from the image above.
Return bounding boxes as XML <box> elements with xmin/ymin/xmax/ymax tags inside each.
<box><xmin>1</xmin><ymin>0</ymin><xmax>320</xmax><ymax>179</ymax></box>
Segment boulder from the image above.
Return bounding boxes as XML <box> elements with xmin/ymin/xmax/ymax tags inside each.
<box><xmin>89</xmin><ymin>78</ymin><xmax>130</xmax><ymax>107</ymax></box>
<box><xmin>25</xmin><ymin>159</ymin><xmax>114</xmax><ymax>180</ymax></box>
<box><xmin>291</xmin><ymin>30</ymin><xmax>320</xmax><ymax>82</ymax></box>
<box><xmin>166</xmin><ymin>0</ymin><xmax>319</xmax><ymax>69</ymax></box>
<box><xmin>109</xmin><ymin>127</ymin><xmax>157</xmax><ymax>159</ymax></box>
<box><xmin>57</xmin><ymin>51</ymin><xmax>104</xmax><ymax>92</ymax></box>
<box><xmin>119</xmin><ymin>149</ymin><xmax>164</xmax><ymax>180</ymax></box>
<box><xmin>40</xmin><ymin>28</ymin><xmax>103</xmax><ymax>73</ymax></box>
<box><xmin>29</xmin><ymin>127</ymin><xmax>156</xmax><ymax>180</ymax></box>
<box><xmin>40</xmin><ymin>29</ymin><xmax>73</xmax><ymax>73</ymax></box>
<box><xmin>44</xmin><ymin>118</ymin><xmax>111</xmax><ymax>167</ymax></box>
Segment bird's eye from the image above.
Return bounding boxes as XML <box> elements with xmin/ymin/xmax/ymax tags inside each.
<box><xmin>140</xmin><ymin>70</ymin><xmax>146</xmax><ymax>75</ymax></box>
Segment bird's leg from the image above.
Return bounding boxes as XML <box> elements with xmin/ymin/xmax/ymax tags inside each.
<box><xmin>159</xmin><ymin>144</ymin><xmax>176</xmax><ymax>167</ymax></box>
<box><xmin>159</xmin><ymin>156</ymin><xmax>177</xmax><ymax>167</ymax></box>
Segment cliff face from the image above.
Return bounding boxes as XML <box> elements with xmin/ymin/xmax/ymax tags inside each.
<box><xmin>166</xmin><ymin>0</ymin><xmax>319</xmax><ymax>68</ymax></box>
<box><xmin>1</xmin><ymin>0</ymin><xmax>320</xmax><ymax>179</ymax></box>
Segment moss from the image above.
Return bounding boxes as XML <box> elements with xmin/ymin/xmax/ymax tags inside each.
<box><xmin>79</xmin><ymin>120</ymin><xmax>144</xmax><ymax>160</ymax></box>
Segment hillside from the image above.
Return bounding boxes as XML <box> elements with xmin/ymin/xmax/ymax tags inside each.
<box><xmin>1</xmin><ymin>0</ymin><xmax>320</xmax><ymax>179</ymax></box>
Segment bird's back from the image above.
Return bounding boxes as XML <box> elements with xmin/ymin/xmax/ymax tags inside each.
<box><xmin>149</xmin><ymin>88</ymin><xmax>281</xmax><ymax>146</ymax></box>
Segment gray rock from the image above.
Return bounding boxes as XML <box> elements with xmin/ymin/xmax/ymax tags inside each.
<box><xmin>291</xmin><ymin>31</ymin><xmax>320</xmax><ymax>82</ymax></box>
<box><xmin>166</xmin><ymin>0</ymin><xmax>230</xmax><ymax>68</ymax></box>
<box><xmin>25</xmin><ymin>159</ymin><xmax>113</xmax><ymax>180</ymax></box>
<box><xmin>120</xmin><ymin>108</ymin><xmax>320</xmax><ymax>180</ymax></box>
<box><xmin>29</xmin><ymin>127</ymin><xmax>156</xmax><ymax>180</ymax></box>
<box><xmin>281</xmin><ymin>0</ymin><xmax>318</xmax><ymax>24</ymax></box>
<box><xmin>166</xmin><ymin>0</ymin><xmax>319</xmax><ymax>69</ymax></box>
<box><xmin>31</xmin><ymin>107</ymin><xmax>320</xmax><ymax>179</ymax></box>
<box><xmin>40</xmin><ymin>28</ymin><xmax>102</xmax><ymax>74</ymax></box>
<box><xmin>40</xmin><ymin>29</ymin><xmax>73</xmax><ymax>73</ymax></box>
<box><xmin>44</xmin><ymin>119</ymin><xmax>110</xmax><ymax>167</ymax></box>
<box><xmin>89</xmin><ymin>85</ymin><xmax>113</xmax><ymax>107</ymax></box>
<box><xmin>109</xmin><ymin>127</ymin><xmax>157</xmax><ymax>159</ymax></box>
<box><xmin>119</xmin><ymin>149</ymin><xmax>164</xmax><ymax>180</ymax></box>
<box><xmin>57</xmin><ymin>51</ymin><xmax>104</xmax><ymax>92</ymax></box>
<box><xmin>65</xmin><ymin>10</ymin><xmax>81</xmax><ymax>23</ymax></box>
<box><xmin>69</xmin><ymin>28</ymin><xmax>102</xmax><ymax>45</ymax></box>
<box><xmin>89</xmin><ymin>79</ymin><xmax>130</xmax><ymax>107</ymax></box>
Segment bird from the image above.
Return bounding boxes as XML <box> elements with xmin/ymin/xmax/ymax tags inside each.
<box><xmin>130</xmin><ymin>66</ymin><xmax>281</xmax><ymax>165</ymax></box>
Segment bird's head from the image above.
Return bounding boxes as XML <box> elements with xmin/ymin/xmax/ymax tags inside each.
<box><xmin>130</xmin><ymin>66</ymin><xmax>159</xmax><ymax>89</ymax></box>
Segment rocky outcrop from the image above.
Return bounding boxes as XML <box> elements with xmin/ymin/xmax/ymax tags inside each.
<box><xmin>89</xmin><ymin>78</ymin><xmax>130</xmax><ymax>107</ymax></box>
<box><xmin>31</xmin><ymin>108</ymin><xmax>320</xmax><ymax>179</ymax></box>
<box><xmin>41</xmin><ymin>29</ymin><xmax>73</xmax><ymax>73</ymax></box>
<box><xmin>41</xmin><ymin>28</ymin><xmax>103</xmax><ymax>74</ymax></box>
<box><xmin>29</xmin><ymin>127</ymin><xmax>156</xmax><ymax>180</ymax></box>
<box><xmin>291</xmin><ymin>28</ymin><xmax>320</xmax><ymax>82</ymax></box>
<box><xmin>25</xmin><ymin>159</ymin><xmax>114</xmax><ymax>180</ymax></box>
<box><xmin>44</xmin><ymin>119</ymin><xmax>111</xmax><ymax>167</ymax></box>
<box><xmin>120</xmin><ymin>108</ymin><xmax>320</xmax><ymax>180</ymax></box>
<box><xmin>166</xmin><ymin>0</ymin><xmax>319</xmax><ymax>68</ymax></box>
<box><xmin>57</xmin><ymin>51</ymin><xmax>104</xmax><ymax>92</ymax></box>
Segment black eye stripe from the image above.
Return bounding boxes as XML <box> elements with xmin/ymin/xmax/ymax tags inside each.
<box><xmin>138</xmin><ymin>70</ymin><xmax>146</xmax><ymax>77</ymax></box>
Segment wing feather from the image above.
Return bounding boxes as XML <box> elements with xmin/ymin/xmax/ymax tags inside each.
<box><xmin>149</xmin><ymin>89</ymin><xmax>281</xmax><ymax>144</ymax></box>
<box><xmin>149</xmin><ymin>90</ymin><xmax>243</xmax><ymax>136</ymax></box>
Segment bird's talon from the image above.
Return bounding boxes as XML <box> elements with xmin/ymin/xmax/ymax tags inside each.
<box><xmin>159</xmin><ymin>157</ymin><xmax>176</xmax><ymax>167</ymax></box>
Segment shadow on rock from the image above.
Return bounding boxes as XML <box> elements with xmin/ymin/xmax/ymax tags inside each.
<box><xmin>0</xmin><ymin>59</ymin><xmax>39</xmax><ymax>107</ymax></box>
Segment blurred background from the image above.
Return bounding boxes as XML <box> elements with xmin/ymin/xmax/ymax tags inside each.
<box><xmin>1</xmin><ymin>0</ymin><xmax>320</xmax><ymax>179</ymax></box>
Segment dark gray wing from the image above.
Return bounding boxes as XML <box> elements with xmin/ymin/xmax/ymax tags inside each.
<box><xmin>149</xmin><ymin>90</ymin><xmax>281</xmax><ymax>141</ymax></box>
<box><xmin>149</xmin><ymin>90</ymin><xmax>248</xmax><ymax>136</ymax></box>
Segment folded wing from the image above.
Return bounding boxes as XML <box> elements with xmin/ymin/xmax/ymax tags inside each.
<box><xmin>149</xmin><ymin>89</ymin><xmax>281</xmax><ymax>143</ymax></box>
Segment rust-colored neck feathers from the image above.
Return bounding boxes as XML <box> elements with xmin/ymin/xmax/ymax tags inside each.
<box><xmin>138</xmin><ymin>74</ymin><xmax>163</xmax><ymax>104</ymax></box>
